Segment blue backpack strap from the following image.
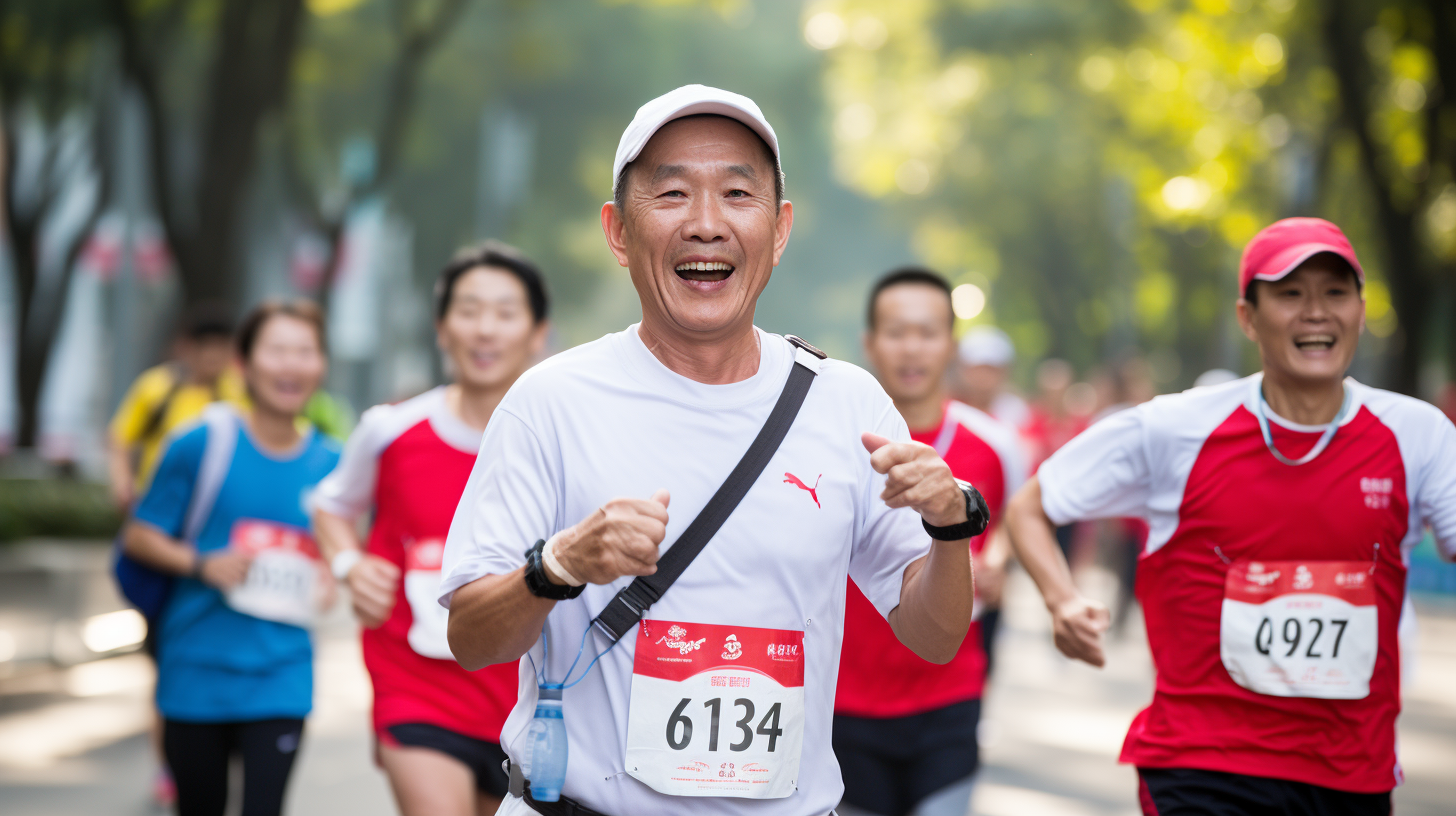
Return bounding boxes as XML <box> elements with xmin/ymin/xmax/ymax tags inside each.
<box><xmin>113</xmin><ymin>404</ymin><xmax>240</xmax><ymax>622</ymax></box>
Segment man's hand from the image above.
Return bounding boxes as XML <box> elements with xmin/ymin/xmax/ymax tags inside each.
<box><xmin>551</xmin><ymin>490</ymin><xmax>670</xmax><ymax>585</ymax></box>
<box><xmin>1050</xmin><ymin>595</ymin><xmax>1111</xmax><ymax>667</ymax></box>
<box><xmin>199</xmin><ymin>550</ymin><xmax>254</xmax><ymax>590</ymax></box>
<box><xmin>862</xmin><ymin>433</ymin><xmax>965</xmax><ymax>528</ymax></box>
<box><xmin>347</xmin><ymin>555</ymin><xmax>401</xmax><ymax>628</ymax></box>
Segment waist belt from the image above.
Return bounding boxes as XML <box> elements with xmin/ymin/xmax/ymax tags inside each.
<box><xmin>508</xmin><ymin>759</ymin><xmax>611</xmax><ymax>816</ymax></box>
<box><xmin>522</xmin><ymin>788</ymin><xmax>609</xmax><ymax>816</ymax></box>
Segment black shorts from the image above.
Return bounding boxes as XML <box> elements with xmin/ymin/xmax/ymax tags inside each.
<box><xmin>385</xmin><ymin>723</ymin><xmax>509</xmax><ymax>797</ymax></box>
<box><xmin>1138</xmin><ymin>767</ymin><xmax>1392</xmax><ymax>816</ymax></box>
<box><xmin>832</xmin><ymin>699</ymin><xmax>980</xmax><ymax>816</ymax></box>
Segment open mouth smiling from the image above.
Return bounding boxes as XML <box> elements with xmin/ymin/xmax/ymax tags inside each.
<box><xmin>1293</xmin><ymin>333</ymin><xmax>1335</xmax><ymax>351</ymax></box>
<box><xmin>674</xmin><ymin>261</ymin><xmax>735</xmax><ymax>282</ymax></box>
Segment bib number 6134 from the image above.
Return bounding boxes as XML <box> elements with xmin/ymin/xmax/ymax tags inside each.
<box><xmin>666</xmin><ymin>697</ymin><xmax>783</xmax><ymax>753</ymax></box>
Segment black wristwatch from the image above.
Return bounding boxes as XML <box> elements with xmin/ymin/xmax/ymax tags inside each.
<box><xmin>922</xmin><ymin>479</ymin><xmax>990</xmax><ymax>541</ymax></box>
<box><xmin>523</xmin><ymin>539</ymin><xmax>585</xmax><ymax>600</ymax></box>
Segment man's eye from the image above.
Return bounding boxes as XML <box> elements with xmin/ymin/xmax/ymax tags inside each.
<box><xmin>663</xmin><ymin>189</ymin><xmax>686</xmax><ymax>198</ymax></box>
<box><xmin>727</xmin><ymin>189</ymin><xmax>749</xmax><ymax>197</ymax></box>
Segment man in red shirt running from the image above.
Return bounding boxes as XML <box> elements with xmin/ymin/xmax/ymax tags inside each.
<box><xmin>311</xmin><ymin>241</ymin><xmax>550</xmax><ymax>816</ymax></box>
<box><xmin>835</xmin><ymin>268</ymin><xmax>1024</xmax><ymax>816</ymax></box>
<box><xmin>1005</xmin><ymin>217</ymin><xmax>1456</xmax><ymax>815</ymax></box>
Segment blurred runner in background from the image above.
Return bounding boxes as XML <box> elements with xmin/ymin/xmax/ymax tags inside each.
<box><xmin>105</xmin><ymin>302</ymin><xmax>245</xmax><ymax>807</ymax></box>
<box><xmin>122</xmin><ymin>300</ymin><xmax>340</xmax><ymax>816</ymax></box>
<box><xmin>107</xmin><ymin>303</ymin><xmax>245</xmax><ymax>510</ymax></box>
<box><xmin>834</xmin><ymin>268</ymin><xmax>1024</xmax><ymax>816</ymax></box>
<box><xmin>312</xmin><ymin>241</ymin><xmax>550</xmax><ymax>816</ymax></box>
<box><xmin>957</xmin><ymin>325</ymin><xmax>1030</xmax><ymax>431</ymax></box>
<box><xmin>955</xmin><ymin>324</ymin><xmax>1031</xmax><ymax>672</ymax></box>
<box><xmin>1006</xmin><ymin>218</ymin><xmax>1456</xmax><ymax>816</ymax></box>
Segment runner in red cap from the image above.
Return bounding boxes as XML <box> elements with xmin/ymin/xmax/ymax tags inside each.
<box><xmin>311</xmin><ymin>241</ymin><xmax>550</xmax><ymax>816</ymax></box>
<box><xmin>1005</xmin><ymin>216</ymin><xmax>1456</xmax><ymax>815</ymax></box>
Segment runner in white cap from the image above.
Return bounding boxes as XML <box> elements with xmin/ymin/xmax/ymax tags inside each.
<box><xmin>1005</xmin><ymin>217</ymin><xmax>1456</xmax><ymax>816</ymax></box>
<box><xmin>438</xmin><ymin>84</ymin><xmax>985</xmax><ymax>816</ymax></box>
<box><xmin>957</xmin><ymin>326</ymin><xmax>1029</xmax><ymax>430</ymax></box>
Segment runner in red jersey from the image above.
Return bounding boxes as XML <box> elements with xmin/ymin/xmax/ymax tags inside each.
<box><xmin>834</xmin><ymin>268</ymin><xmax>1024</xmax><ymax>816</ymax></box>
<box><xmin>311</xmin><ymin>241</ymin><xmax>550</xmax><ymax>816</ymax></box>
<box><xmin>1005</xmin><ymin>218</ymin><xmax>1456</xmax><ymax>816</ymax></box>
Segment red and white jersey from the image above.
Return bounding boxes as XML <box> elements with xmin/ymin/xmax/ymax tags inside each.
<box><xmin>837</xmin><ymin>400</ymin><xmax>1026</xmax><ymax>717</ymax></box>
<box><xmin>313</xmin><ymin>387</ymin><xmax>516</xmax><ymax>742</ymax></box>
<box><xmin>1038</xmin><ymin>374</ymin><xmax>1456</xmax><ymax>793</ymax></box>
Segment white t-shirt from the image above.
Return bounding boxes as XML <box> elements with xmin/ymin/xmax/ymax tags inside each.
<box><xmin>439</xmin><ymin>325</ymin><xmax>930</xmax><ymax>816</ymax></box>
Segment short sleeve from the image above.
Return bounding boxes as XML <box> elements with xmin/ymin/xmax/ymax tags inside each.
<box><xmin>1415</xmin><ymin>413</ymin><xmax>1456</xmax><ymax>561</ymax></box>
<box><xmin>438</xmin><ymin>408</ymin><xmax>560</xmax><ymax>608</ymax></box>
<box><xmin>133</xmin><ymin>424</ymin><xmax>207</xmax><ymax>538</ymax></box>
<box><xmin>310</xmin><ymin>404</ymin><xmax>392</xmax><ymax>519</ymax></box>
<box><xmin>847</xmin><ymin>405</ymin><xmax>934</xmax><ymax>619</ymax></box>
<box><xmin>1038</xmin><ymin>407</ymin><xmax>1152</xmax><ymax>525</ymax></box>
<box><xmin>110</xmin><ymin>368</ymin><xmax>166</xmax><ymax>444</ymax></box>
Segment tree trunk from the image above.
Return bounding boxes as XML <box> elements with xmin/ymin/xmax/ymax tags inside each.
<box><xmin>114</xmin><ymin>0</ymin><xmax>304</xmax><ymax>310</ymax></box>
<box><xmin>1321</xmin><ymin>0</ymin><xmax>1428</xmax><ymax>395</ymax></box>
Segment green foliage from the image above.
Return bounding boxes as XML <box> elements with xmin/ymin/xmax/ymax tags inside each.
<box><xmin>0</xmin><ymin>479</ymin><xmax>123</xmax><ymax>543</ymax></box>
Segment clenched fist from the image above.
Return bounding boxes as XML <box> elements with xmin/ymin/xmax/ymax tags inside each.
<box><xmin>862</xmin><ymin>433</ymin><xmax>967</xmax><ymax>530</ymax></box>
<box><xmin>548</xmin><ymin>490</ymin><xmax>671</xmax><ymax>586</ymax></box>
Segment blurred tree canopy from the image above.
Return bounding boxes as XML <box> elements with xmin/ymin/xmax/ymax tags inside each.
<box><xmin>811</xmin><ymin>0</ymin><xmax>1456</xmax><ymax>394</ymax></box>
<box><xmin>1</xmin><ymin>0</ymin><xmax>1454</xmax><ymax>456</ymax></box>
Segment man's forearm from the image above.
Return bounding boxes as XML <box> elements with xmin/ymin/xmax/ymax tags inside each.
<box><xmin>1005</xmin><ymin>476</ymin><xmax>1077</xmax><ymax>609</ymax></box>
<box><xmin>887</xmin><ymin>539</ymin><xmax>974</xmax><ymax>664</ymax></box>
<box><xmin>447</xmin><ymin>570</ymin><xmax>556</xmax><ymax>671</ymax></box>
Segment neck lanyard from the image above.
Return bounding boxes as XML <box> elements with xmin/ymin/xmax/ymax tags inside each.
<box><xmin>1252</xmin><ymin>379</ymin><xmax>1352</xmax><ymax>466</ymax></box>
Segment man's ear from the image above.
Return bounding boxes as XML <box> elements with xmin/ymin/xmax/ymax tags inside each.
<box><xmin>771</xmin><ymin>200</ymin><xmax>794</xmax><ymax>267</ymax></box>
<box><xmin>1235</xmin><ymin>298</ymin><xmax>1259</xmax><ymax>344</ymax></box>
<box><xmin>601</xmin><ymin>201</ymin><xmax>631</xmax><ymax>268</ymax></box>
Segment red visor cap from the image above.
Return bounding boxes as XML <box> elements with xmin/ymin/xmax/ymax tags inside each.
<box><xmin>1238</xmin><ymin>217</ymin><xmax>1364</xmax><ymax>298</ymax></box>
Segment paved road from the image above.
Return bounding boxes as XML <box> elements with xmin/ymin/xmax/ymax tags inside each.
<box><xmin>1</xmin><ymin>565</ymin><xmax>1452</xmax><ymax>815</ymax></box>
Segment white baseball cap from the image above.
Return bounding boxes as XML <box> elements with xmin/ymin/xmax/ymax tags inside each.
<box><xmin>958</xmin><ymin>326</ymin><xmax>1015</xmax><ymax>368</ymax></box>
<box><xmin>612</xmin><ymin>84</ymin><xmax>780</xmax><ymax>193</ymax></box>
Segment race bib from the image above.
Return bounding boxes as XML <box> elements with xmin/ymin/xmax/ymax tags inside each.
<box><xmin>1220</xmin><ymin>560</ymin><xmax>1378</xmax><ymax>700</ymax></box>
<box><xmin>625</xmin><ymin>620</ymin><xmax>804</xmax><ymax>799</ymax></box>
<box><xmin>224</xmin><ymin>520</ymin><xmax>321</xmax><ymax>628</ymax></box>
<box><xmin>402</xmin><ymin>537</ymin><xmax>453</xmax><ymax>660</ymax></box>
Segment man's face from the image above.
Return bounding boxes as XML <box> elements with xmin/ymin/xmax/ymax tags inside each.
<box><xmin>960</xmin><ymin>363</ymin><xmax>1006</xmax><ymax>406</ymax></box>
<box><xmin>436</xmin><ymin>266</ymin><xmax>547</xmax><ymax>391</ymax></box>
<box><xmin>1236</xmin><ymin>255</ymin><xmax>1364</xmax><ymax>386</ymax></box>
<box><xmin>864</xmin><ymin>283</ymin><xmax>956</xmax><ymax>408</ymax></box>
<box><xmin>602</xmin><ymin>116</ymin><xmax>792</xmax><ymax>339</ymax></box>
<box><xmin>181</xmin><ymin>336</ymin><xmax>233</xmax><ymax>383</ymax></box>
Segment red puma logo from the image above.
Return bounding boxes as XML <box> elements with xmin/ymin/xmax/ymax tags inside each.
<box><xmin>784</xmin><ymin>472</ymin><xmax>821</xmax><ymax>508</ymax></box>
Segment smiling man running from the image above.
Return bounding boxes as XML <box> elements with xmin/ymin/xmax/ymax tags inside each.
<box><xmin>1005</xmin><ymin>217</ymin><xmax>1456</xmax><ymax>816</ymax></box>
<box><xmin>438</xmin><ymin>85</ymin><xmax>983</xmax><ymax>816</ymax></box>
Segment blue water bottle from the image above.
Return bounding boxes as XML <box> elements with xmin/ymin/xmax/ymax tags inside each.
<box><xmin>524</xmin><ymin>685</ymin><xmax>567</xmax><ymax>802</ymax></box>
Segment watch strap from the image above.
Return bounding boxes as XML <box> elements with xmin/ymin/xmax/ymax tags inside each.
<box><xmin>922</xmin><ymin>481</ymin><xmax>990</xmax><ymax>541</ymax></box>
<box><xmin>524</xmin><ymin>540</ymin><xmax>585</xmax><ymax>600</ymax></box>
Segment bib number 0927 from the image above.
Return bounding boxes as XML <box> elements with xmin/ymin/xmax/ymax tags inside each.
<box><xmin>1254</xmin><ymin>616</ymin><xmax>1348</xmax><ymax>659</ymax></box>
<box><xmin>666</xmin><ymin>697</ymin><xmax>783</xmax><ymax>753</ymax></box>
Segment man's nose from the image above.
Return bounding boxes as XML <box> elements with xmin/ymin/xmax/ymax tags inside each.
<box><xmin>681</xmin><ymin>193</ymin><xmax>729</xmax><ymax>243</ymax></box>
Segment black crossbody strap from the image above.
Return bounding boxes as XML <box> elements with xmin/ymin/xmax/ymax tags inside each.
<box><xmin>591</xmin><ymin>336</ymin><xmax>826</xmax><ymax>644</ymax></box>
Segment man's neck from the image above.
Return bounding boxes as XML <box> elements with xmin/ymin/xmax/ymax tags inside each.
<box><xmin>247</xmin><ymin>405</ymin><xmax>302</xmax><ymax>453</ymax></box>
<box><xmin>896</xmin><ymin>389</ymin><xmax>947</xmax><ymax>435</ymax></box>
<box><xmin>447</xmin><ymin>382</ymin><xmax>507</xmax><ymax>432</ymax></box>
<box><xmin>1261</xmin><ymin>369</ymin><xmax>1346</xmax><ymax>425</ymax></box>
<box><xmin>637</xmin><ymin>317</ymin><xmax>760</xmax><ymax>385</ymax></box>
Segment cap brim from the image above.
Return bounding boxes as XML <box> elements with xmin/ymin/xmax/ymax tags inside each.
<box><xmin>1252</xmin><ymin>243</ymin><xmax>1365</xmax><ymax>285</ymax></box>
